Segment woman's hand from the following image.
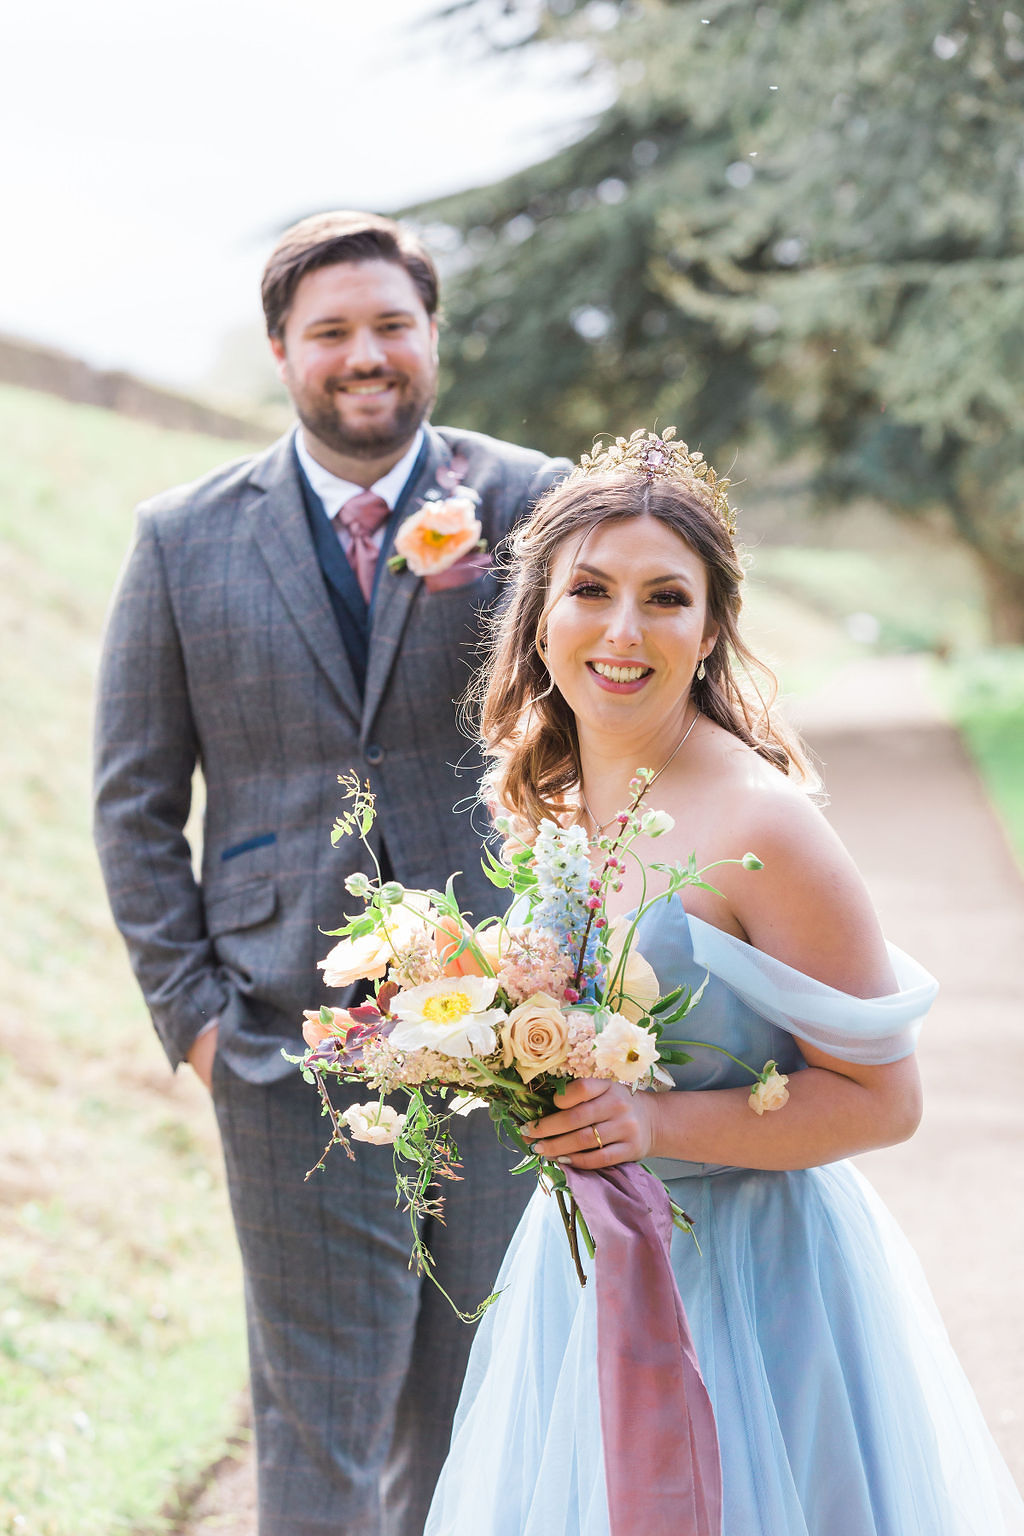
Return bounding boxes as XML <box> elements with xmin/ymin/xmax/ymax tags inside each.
<box><xmin>524</xmin><ymin>1079</ymin><xmax>657</xmax><ymax>1168</ymax></box>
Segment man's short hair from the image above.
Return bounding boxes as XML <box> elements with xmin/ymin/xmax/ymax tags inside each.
<box><xmin>261</xmin><ymin>211</ymin><xmax>440</xmax><ymax>339</ymax></box>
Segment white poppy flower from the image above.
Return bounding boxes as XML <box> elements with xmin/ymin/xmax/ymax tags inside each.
<box><xmin>389</xmin><ymin>975</ymin><xmax>505</xmax><ymax>1058</ymax></box>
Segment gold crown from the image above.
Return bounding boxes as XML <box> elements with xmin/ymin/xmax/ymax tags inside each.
<box><xmin>572</xmin><ymin>427</ymin><xmax>736</xmax><ymax>537</ymax></box>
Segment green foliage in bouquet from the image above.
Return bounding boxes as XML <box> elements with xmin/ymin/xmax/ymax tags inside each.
<box><xmin>287</xmin><ymin>772</ymin><xmax>778</xmax><ymax>1313</ymax></box>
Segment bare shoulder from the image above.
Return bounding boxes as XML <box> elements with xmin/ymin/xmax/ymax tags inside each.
<box><xmin>688</xmin><ymin>733</ymin><xmax>896</xmax><ymax>997</ymax></box>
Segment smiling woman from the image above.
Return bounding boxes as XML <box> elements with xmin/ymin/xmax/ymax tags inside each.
<box><xmin>477</xmin><ymin>457</ymin><xmax>811</xmax><ymax>838</ymax></box>
<box><xmin>425</xmin><ymin>428</ymin><xmax>1024</xmax><ymax>1536</ymax></box>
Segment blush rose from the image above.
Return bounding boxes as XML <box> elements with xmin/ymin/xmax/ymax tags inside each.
<box><xmin>749</xmin><ymin>1063</ymin><xmax>790</xmax><ymax>1116</ymax></box>
<box><xmin>342</xmin><ymin>1102</ymin><xmax>407</xmax><ymax>1145</ymax></box>
<box><xmin>500</xmin><ymin>993</ymin><xmax>570</xmax><ymax>1083</ymax></box>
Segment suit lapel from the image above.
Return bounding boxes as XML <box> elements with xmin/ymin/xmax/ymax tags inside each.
<box><xmin>246</xmin><ymin>434</ymin><xmax>363</xmax><ymax>724</ymax></box>
<box><xmin>362</xmin><ymin>427</ymin><xmax>447</xmax><ymax>736</ymax></box>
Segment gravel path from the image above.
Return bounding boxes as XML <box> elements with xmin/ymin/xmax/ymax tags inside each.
<box><xmin>179</xmin><ymin>654</ymin><xmax>1024</xmax><ymax>1530</ymax></box>
<box><xmin>794</xmin><ymin>655</ymin><xmax>1024</xmax><ymax>1482</ymax></box>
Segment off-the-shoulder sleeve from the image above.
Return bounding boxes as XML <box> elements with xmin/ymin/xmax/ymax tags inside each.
<box><xmin>686</xmin><ymin>913</ymin><xmax>938</xmax><ymax>1065</ymax></box>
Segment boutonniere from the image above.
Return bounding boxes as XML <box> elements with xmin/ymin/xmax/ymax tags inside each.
<box><xmin>387</xmin><ymin>464</ymin><xmax>488</xmax><ymax>580</ymax></box>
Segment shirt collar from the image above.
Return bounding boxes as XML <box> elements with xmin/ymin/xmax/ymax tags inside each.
<box><xmin>294</xmin><ymin>427</ymin><xmax>425</xmax><ymax>519</ymax></box>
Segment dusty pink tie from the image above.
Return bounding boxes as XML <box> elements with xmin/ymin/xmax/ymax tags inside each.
<box><xmin>336</xmin><ymin>491</ymin><xmax>390</xmax><ymax>604</ymax></box>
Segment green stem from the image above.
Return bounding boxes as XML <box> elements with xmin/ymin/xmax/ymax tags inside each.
<box><xmin>602</xmin><ymin>853</ymin><xmax>756</xmax><ymax>1005</ymax></box>
<box><xmin>555</xmin><ymin>1188</ymin><xmax>588</xmax><ymax>1287</ymax></box>
<box><xmin>574</xmin><ymin>779</ymin><xmax>654</xmax><ymax>991</ymax></box>
<box><xmin>659</xmin><ymin>1039</ymin><xmax>764</xmax><ymax>1080</ymax></box>
<box><xmin>574</xmin><ymin>1200</ymin><xmax>596</xmax><ymax>1260</ymax></box>
<box><xmin>305</xmin><ymin>1071</ymin><xmax>355</xmax><ymax>1179</ymax></box>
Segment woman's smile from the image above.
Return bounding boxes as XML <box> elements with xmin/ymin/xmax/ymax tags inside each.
<box><xmin>586</xmin><ymin>659</ymin><xmax>655</xmax><ymax>691</ymax></box>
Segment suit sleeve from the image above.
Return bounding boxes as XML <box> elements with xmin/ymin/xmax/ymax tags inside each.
<box><xmin>497</xmin><ymin>454</ymin><xmax>573</xmax><ymax>543</ymax></box>
<box><xmin>93</xmin><ymin>512</ymin><xmax>228</xmax><ymax>1069</ymax></box>
<box><xmin>526</xmin><ymin>455</ymin><xmax>573</xmax><ymax>509</ymax></box>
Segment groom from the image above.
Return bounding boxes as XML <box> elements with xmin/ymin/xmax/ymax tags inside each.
<box><xmin>93</xmin><ymin>210</ymin><xmax>569</xmax><ymax>1536</ymax></box>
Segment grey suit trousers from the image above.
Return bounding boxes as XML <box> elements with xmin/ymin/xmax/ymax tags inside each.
<box><xmin>211</xmin><ymin>1058</ymin><xmax>530</xmax><ymax>1536</ymax></box>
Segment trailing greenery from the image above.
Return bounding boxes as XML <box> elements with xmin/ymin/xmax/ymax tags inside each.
<box><xmin>938</xmin><ymin>648</ymin><xmax>1024</xmax><ymax>866</ymax></box>
<box><xmin>0</xmin><ymin>385</ymin><xmax>257</xmax><ymax>1534</ymax></box>
<box><xmin>416</xmin><ymin>0</ymin><xmax>1024</xmax><ymax>637</ymax></box>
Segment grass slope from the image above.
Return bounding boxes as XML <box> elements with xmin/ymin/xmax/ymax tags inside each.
<box><xmin>0</xmin><ymin>385</ymin><xmax>265</xmax><ymax>1534</ymax></box>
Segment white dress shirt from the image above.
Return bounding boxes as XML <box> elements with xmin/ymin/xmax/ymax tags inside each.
<box><xmin>294</xmin><ymin>427</ymin><xmax>425</xmax><ymax>558</ymax></box>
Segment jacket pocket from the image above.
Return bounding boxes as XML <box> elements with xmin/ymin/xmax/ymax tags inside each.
<box><xmin>204</xmin><ymin>875</ymin><xmax>277</xmax><ymax>937</ymax></box>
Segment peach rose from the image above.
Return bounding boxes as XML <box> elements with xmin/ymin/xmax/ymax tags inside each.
<box><xmin>319</xmin><ymin>907</ymin><xmax>431</xmax><ymax>989</ymax></box>
<box><xmin>604</xmin><ymin>917</ymin><xmax>660</xmax><ymax>1023</ymax></box>
<box><xmin>434</xmin><ymin>915</ymin><xmax>504</xmax><ymax>977</ymax></box>
<box><xmin>318</xmin><ymin>931</ymin><xmax>395</xmax><ymax>988</ymax></box>
<box><xmin>301</xmin><ymin>1007</ymin><xmax>353</xmax><ymax>1049</ymax></box>
<box><xmin>500</xmin><ymin>993</ymin><xmax>570</xmax><ymax>1083</ymax></box>
<box><xmin>393</xmin><ymin>497</ymin><xmax>482</xmax><ymax>577</ymax></box>
<box><xmin>749</xmin><ymin>1063</ymin><xmax>790</xmax><ymax>1116</ymax></box>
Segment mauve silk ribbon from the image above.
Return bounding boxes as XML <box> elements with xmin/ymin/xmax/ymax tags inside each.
<box><xmin>564</xmin><ymin>1162</ymin><xmax>723</xmax><ymax>1536</ymax></box>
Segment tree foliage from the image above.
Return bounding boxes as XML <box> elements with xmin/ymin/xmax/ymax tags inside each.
<box><xmin>411</xmin><ymin>0</ymin><xmax>1024</xmax><ymax>637</ymax></box>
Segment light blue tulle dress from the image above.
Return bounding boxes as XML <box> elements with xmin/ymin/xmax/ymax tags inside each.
<box><xmin>425</xmin><ymin>900</ymin><xmax>1024</xmax><ymax>1536</ymax></box>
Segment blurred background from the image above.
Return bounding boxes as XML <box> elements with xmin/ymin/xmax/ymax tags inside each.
<box><xmin>2</xmin><ymin>1</ymin><xmax>1023</xmax><ymax>1531</ymax></box>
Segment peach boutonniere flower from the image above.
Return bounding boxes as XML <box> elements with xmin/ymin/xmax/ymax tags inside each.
<box><xmin>388</xmin><ymin>489</ymin><xmax>487</xmax><ymax>579</ymax></box>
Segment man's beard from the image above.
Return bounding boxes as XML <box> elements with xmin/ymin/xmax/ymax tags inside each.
<box><xmin>292</xmin><ymin>369</ymin><xmax>436</xmax><ymax>461</ymax></box>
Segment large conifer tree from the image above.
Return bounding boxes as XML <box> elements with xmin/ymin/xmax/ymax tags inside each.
<box><xmin>414</xmin><ymin>0</ymin><xmax>1024</xmax><ymax>638</ymax></box>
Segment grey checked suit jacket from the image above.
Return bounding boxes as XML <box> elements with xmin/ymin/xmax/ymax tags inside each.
<box><xmin>94</xmin><ymin>424</ymin><xmax>569</xmax><ymax>1084</ymax></box>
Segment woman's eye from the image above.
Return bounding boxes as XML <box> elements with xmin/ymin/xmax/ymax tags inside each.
<box><xmin>650</xmin><ymin>590</ymin><xmax>689</xmax><ymax>606</ymax></box>
<box><xmin>567</xmin><ymin>583</ymin><xmax>606</xmax><ymax>599</ymax></box>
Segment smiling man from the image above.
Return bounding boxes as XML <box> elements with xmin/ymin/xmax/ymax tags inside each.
<box><xmin>93</xmin><ymin>211</ymin><xmax>569</xmax><ymax>1536</ymax></box>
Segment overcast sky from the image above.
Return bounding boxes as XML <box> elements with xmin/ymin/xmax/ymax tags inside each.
<box><xmin>2</xmin><ymin>0</ymin><xmax>609</xmax><ymax>389</ymax></box>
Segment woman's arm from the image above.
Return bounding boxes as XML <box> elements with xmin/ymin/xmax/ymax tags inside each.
<box><xmin>528</xmin><ymin>783</ymin><xmax>923</xmax><ymax>1171</ymax></box>
<box><xmin>529</xmin><ymin>1050</ymin><xmax>922</xmax><ymax>1173</ymax></box>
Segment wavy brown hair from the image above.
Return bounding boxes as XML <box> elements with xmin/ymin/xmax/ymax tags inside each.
<box><xmin>472</xmin><ymin>470</ymin><xmax>815</xmax><ymax>833</ymax></box>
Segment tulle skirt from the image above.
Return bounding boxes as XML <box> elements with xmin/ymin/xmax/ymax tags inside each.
<box><xmin>425</xmin><ymin>1161</ymin><xmax>1024</xmax><ymax>1536</ymax></box>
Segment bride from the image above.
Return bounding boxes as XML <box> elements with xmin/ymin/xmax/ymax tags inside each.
<box><xmin>423</xmin><ymin>431</ymin><xmax>1024</xmax><ymax>1536</ymax></box>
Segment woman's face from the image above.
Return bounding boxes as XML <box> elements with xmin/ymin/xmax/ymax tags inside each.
<box><xmin>542</xmin><ymin>515</ymin><xmax>719</xmax><ymax>744</ymax></box>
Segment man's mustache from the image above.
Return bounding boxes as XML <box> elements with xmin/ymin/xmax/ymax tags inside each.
<box><xmin>327</xmin><ymin>369</ymin><xmax>402</xmax><ymax>390</ymax></box>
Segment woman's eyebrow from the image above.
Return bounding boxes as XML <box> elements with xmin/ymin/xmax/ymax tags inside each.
<box><xmin>571</xmin><ymin>561</ymin><xmax>693</xmax><ymax>587</ymax></box>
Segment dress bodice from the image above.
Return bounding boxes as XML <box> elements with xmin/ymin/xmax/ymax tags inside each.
<box><xmin>635</xmin><ymin>899</ymin><xmax>805</xmax><ymax>1092</ymax></box>
<box><xmin>631</xmin><ymin>897</ymin><xmax>938</xmax><ymax>1182</ymax></box>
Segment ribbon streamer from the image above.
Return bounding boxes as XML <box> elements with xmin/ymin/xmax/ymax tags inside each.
<box><xmin>564</xmin><ymin>1162</ymin><xmax>723</xmax><ymax>1536</ymax></box>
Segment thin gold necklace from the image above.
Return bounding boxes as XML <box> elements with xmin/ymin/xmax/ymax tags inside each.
<box><xmin>579</xmin><ymin>707</ymin><xmax>702</xmax><ymax>835</ymax></box>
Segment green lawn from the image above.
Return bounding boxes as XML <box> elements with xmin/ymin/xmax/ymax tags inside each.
<box><xmin>937</xmin><ymin>648</ymin><xmax>1024</xmax><ymax>869</ymax></box>
<box><xmin>0</xmin><ymin>385</ymin><xmax>263</xmax><ymax>1534</ymax></box>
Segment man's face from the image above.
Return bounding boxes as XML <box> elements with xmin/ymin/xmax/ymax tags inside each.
<box><xmin>270</xmin><ymin>259</ymin><xmax>439</xmax><ymax>461</ymax></box>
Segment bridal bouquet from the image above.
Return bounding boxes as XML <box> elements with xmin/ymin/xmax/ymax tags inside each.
<box><xmin>290</xmin><ymin>771</ymin><xmax>784</xmax><ymax>1314</ymax></box>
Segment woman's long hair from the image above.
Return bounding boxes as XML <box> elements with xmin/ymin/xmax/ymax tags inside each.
<box><xmin>470</xmin><ymin>470</ymin><xmax>816</xmax><ymax>834</ymax></box>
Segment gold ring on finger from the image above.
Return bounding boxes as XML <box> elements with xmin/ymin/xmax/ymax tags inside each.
<box><xmin>591</xmin><ymin>1125</ymin><xmax>603</xmax><ymax>1150</ymax></box>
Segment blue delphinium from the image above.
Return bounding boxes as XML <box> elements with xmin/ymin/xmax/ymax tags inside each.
<box><xmin>530</xmin><ymin>821</ymin><xmax>604</xmax><ymax>1001</ymax></box>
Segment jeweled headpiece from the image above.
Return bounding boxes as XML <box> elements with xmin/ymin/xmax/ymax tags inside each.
<box><xmin>571</xmin><ymin>426</ymin><xmax>737</xmax><ymax>537</ymax></box>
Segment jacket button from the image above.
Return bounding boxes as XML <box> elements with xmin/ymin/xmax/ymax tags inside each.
<box><xmin>365</xmin><ymin>744</ymin><xmax>385</xmax><ymax>765</ymax></box>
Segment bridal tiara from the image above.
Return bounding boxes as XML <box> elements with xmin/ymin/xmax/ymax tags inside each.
<box><xmin>571</xmin><ymin>427</ymin><xmax>737</xmax><ymax>538</ymax></box>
